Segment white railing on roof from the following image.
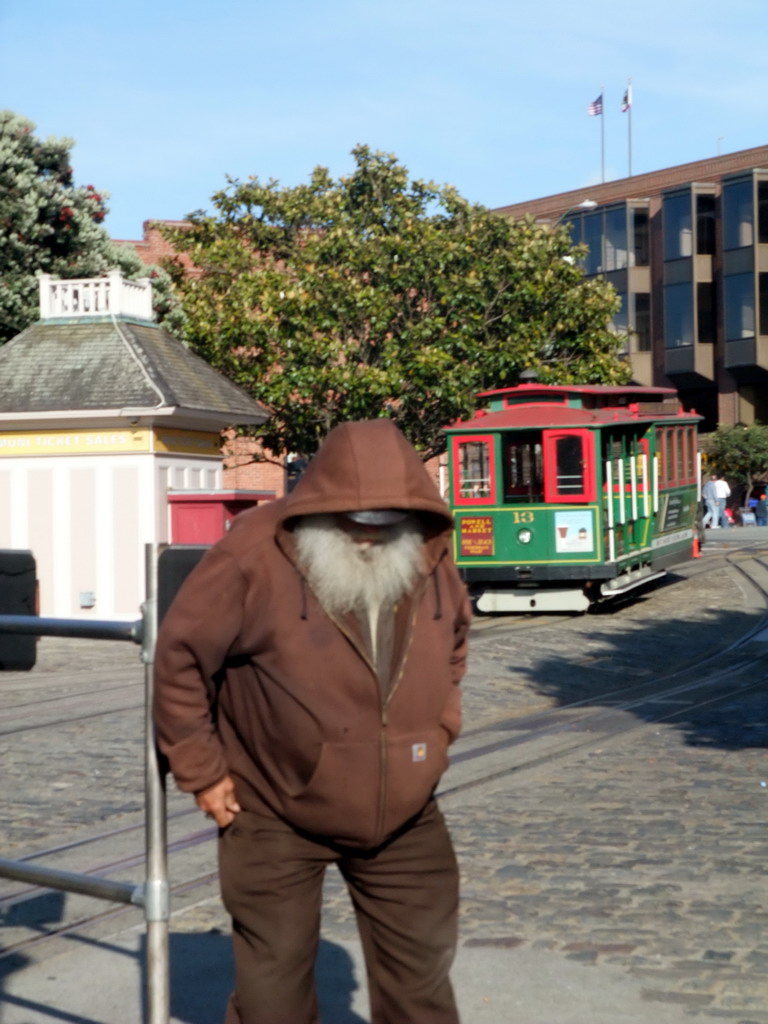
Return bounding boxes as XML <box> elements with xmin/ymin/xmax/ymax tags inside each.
<box><xmin>38</xmin><ymin>270</ymin><xmax>155</xmax><ymax>321</ymax></box>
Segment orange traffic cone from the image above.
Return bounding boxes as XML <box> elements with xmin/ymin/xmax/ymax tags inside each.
<box><xmin>692</xmin><ymin>536</ymin><xmax>701</xmax><ymax>558</ymax></box>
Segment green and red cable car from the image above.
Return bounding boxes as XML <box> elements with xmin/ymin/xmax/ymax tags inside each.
<box><xmin>445</xmin><ymin>383</ymin><xmax>702</xmax><ymax>613</ymax></box>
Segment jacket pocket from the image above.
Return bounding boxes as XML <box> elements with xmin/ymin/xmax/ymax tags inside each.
<box><xmin>278</xmin><ymin>739</ymin><xmax>381</xmax><ymax>844</ymax></box>
<box><xmin>380</xmin><ymin>728</ymin><xmax>450</xmax><ymax>838</ymax></box>
<box><xmin>273</xmin><ymin>730</ymin><xmax>450</xmax><ymax>848</ymax></box>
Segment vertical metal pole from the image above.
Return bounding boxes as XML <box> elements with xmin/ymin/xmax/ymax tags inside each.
<box><xmin>641</xmin><ymin>453</ymin><xmax>650</xmax><ymax>518</ymax></box>
<box><xmin>605</xmin><ymin>459</ymin><xmax>616</xmax><ymax>563</ymax></box>
<box><xmin>653</xmin><ymin>456</ymin><xmax>660</xmax><ymax>514</ymax></box>
<box><xmin>628</xmin><ymin>95</ymin><xmax>633</xmax><ymax>178</ymax></box>
<box><xmin>617</xmin><ymin>459</ymin><xmax>626</xmax><ymax>524</ymax></box>
<box><xmin>143</xmin><ymin>545</ymin><xmax>170</xmax><ymax>1024</ymax></box>
<box><xmin>697</xmin><ymin>451</ymin><xmax>703</xmax><ymax>503</ymax></box>
<box><xmin>600</xmin><ymin>83</ymin><xmax>605</xmax><ymax>183</ymax></box>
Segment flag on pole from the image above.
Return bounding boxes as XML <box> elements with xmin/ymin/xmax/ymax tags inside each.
<box><xmin>588</xmin><ymin>94</ymin><xmax>603</xmax><ymax>116</ymax></box>
<box><xmin>621</xmin><ymin>84</ymin><xmax>632</xmax><ymax>112</ymax></box>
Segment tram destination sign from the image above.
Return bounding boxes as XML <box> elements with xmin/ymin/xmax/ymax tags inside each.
<box><xmin>459</xmin><ymin>516</ymin><xmax>495</xmax><ymax>557</ymax></box>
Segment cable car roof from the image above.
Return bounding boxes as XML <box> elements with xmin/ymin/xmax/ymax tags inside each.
<box><xmin>476</xmin><ymin>383</ymin><xmax>678</xmax><ymax>401</ymax></box>
<box><xmin>446</xmin><ymin>403</ymin><xmax>701</xmax><ymax>433</ymax></box>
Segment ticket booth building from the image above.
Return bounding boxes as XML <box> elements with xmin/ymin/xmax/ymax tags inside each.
<box><xmin>0</xmin><ymin>272</ymin><xmax>269</xmax><ymax>619</ymax></box>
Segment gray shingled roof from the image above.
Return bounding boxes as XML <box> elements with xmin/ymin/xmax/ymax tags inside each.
<box><xmin>0</xmin><ymin>318</ymin><xmax>268</xmax><ymax>423</ymax></box>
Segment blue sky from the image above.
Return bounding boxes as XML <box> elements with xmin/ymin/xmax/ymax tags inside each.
<box><xmin>2</xmin><ymin>0</ymin><xmax>767</xmax><ymax>240</ymax></box>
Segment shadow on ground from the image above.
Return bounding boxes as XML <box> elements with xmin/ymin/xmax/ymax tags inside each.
<box><xmin>497</xmin><ymin>569</ymin><xmax>768</xmax><ymax>751</ymax></box>
<box><xmin>0</xmin><ymin>929</ymin><xmax>365</xmax><ymax>1024</ymax></box>
<box><xmin>161</xmin><ymin>932</ymin><xmax>366</xmax><ymax>1024</ymax></box>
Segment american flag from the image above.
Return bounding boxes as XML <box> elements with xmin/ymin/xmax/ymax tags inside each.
<box><xmin>622</xmin><ymin>84</ymin><xmax>633</xmax><ymax>112</ymax></box>
<box><xmin>587</xmin><ymin>94</ymin><xmax>603</xmax><ymax>117</ymax></box>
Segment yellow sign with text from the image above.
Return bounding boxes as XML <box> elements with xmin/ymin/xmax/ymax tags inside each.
<box><xmin>0</xmin><ymin>427</ymin><xmax>222</xmax><ymax>458</ymax></box>
<box><xmin>153</xmin><ymin>428</ymin><xmax>222</xmax><ymax>456</ymax></box>
<box><xmin>0</xmin><ymin>428</ymin><xmax>151</xmax><ymax>456</ymax></box>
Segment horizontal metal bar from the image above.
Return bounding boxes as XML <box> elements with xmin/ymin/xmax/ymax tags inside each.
<box><xmin>0</xmin><ymin>615</ymin><xmax>143</xmax><ymax>643</ymax></box>
<box><xmin>0</xmin><ymin>857</ymin><xmax>144</xmax><ymax>906</ymax></box>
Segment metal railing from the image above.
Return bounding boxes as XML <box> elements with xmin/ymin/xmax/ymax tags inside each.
<box><xmin>38</xmin><ymin>270</ymin><xmax>155</xmax><ymax>322</ymax></box>
<box><xmin>0</xmin><ymin>545</ymin><xmax>169</xmax><ymax>1024</ymax></box>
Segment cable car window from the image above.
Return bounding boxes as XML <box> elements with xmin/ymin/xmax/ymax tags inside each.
<box><xmin>543</xmin><ymin>429</ymin><xmax>596</xmax><ymax>503</ymax></box>
<box><xmin>503</xmin><ymin>435</ymin><xmax>543</xmax><ymax>502</ymax></box>
<box><xmin>665</xmin><ymin>429</ymin><xmax>675</xmax><ymax>485</ymax></box>
<box><xmin>655</xmin><ymin>427</ymin><xmax>665</xmax><ymax>482</ymax></box>
<box><xmin>453</xmin><ymin>436</ymin><xmax>494</xmax><ymax>504</ymax></box>
<box><xmin>555</xmin><ymin>435</ymin><xmax>584</xmax><ymax>493</ymax></box>
<box><xmin>675</xmin><ymin>427</ymin><xmax>685</xmax><ymax>480</ymax></box>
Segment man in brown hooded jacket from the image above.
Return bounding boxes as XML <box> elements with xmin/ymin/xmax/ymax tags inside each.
<box><xmin>154</xmin><ymin>419</ymin><xmax>472</xmax><ymax>1024</ymax></box>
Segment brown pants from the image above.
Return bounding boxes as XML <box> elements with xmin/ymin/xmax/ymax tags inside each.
<box><xmin>219</xmin><ymin>799</ymin><xmax>460</xmax><ymax>1024</ymax></box>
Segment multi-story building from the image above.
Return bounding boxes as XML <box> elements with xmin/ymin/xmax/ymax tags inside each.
<box><xmin>495</xmin><ymin>144</ymin><xmax>768</xmax><ymax>432</ymax></box>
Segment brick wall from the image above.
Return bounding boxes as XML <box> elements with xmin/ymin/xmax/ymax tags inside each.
<box><xmin>113</xmin><ymin>220</ymin><xmax>197</xmax><ymax>272</ymax></box>
<box><xmin>221</xmin><ymin>432</ymin><xmax>286</xmax><ymax>496</ymax></box>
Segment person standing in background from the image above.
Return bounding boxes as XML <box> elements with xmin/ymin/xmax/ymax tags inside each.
<box><xmin>713</xmin><ymin>474</ymin><xmax>731</xmax><ymax>528</ymax></box>
<box><xmin>702</xmin><ymin>474</ymin><xmax>718</xmax><ymax>528</ymax></box>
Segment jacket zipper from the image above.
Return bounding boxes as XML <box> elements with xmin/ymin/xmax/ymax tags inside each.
<box><xmin>327</xmin><ymin>573</ymin><xmax>431</xmax><ymax>847</ymax></box>
<box><xmin>372</xmin><ymin>579</ymin><xmax>427</xmax><ymax>844</ymax></box>
<box><xmin>327</xmin><ymin>615</ymin><xmax>382</xmax><ymax>845</ymax></box>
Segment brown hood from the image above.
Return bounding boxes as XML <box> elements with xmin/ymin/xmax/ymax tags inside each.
<box><xmin>280</xmin><ymin>419</ymin><xmax>452</xmax><ymax>530</ymax></box>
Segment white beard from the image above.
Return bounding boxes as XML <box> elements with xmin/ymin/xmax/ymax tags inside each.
<box><xmin>294</xmin><ymin>514</ymin><xmax>424</xmax><ymax>619</ymax></box>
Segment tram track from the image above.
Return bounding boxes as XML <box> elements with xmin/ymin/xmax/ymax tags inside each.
<box><xmin>2</xmin><ymin>547</ymin><xmax>767</xmax><ymax>962</ymax></box>
<box><xmin>441</xmin><ymin>548</ymin><xmax>768</xmax><ymax>791</ymax></box>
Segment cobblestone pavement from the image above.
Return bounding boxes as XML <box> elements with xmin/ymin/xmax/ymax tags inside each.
<box><xmin>2</xmin><ymin>544</ymin><xmax>767</xmax><ymax>1021</ymax></box>
<box><xmin>0</xmin><ymin>637</ymin><xmax>147</xmax><ymax>855</ymax></box>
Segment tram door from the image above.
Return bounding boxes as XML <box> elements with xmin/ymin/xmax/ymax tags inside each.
<box><xmin>601</xmin><ymin>430</ymin><xmax>652</xmax><ymax>563</ymax></box>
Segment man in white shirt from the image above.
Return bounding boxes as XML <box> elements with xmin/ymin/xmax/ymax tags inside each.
<box><xmin>713</xmin><ymin>475</ymin><xmax>731</xmax><ymax>528</ymax></box>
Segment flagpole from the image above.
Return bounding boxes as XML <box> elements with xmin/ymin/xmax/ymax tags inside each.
<box><xmin>600</xmin><ymin>84</ymin><xmax>605</xmax><ymax>183</ymax></box>
<box><xmin>627</xmin><ymin>78</ymin><xmax>633</xmax><ymax>177</ymax></box>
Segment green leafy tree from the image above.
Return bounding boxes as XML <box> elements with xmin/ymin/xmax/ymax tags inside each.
<box><xmin>705</xmin><ymin>423</ymin><xmax>768</xmax><ymax>506</ymax></box>
<box><xmin>163</xmin><ymin>146</ymin><xmax>627</xmax><ymax>459</ymax></box>
<box><xmin>0</xmin><ymin>110</ymin><xmax>183</xmax><ymax>343</ymax></box>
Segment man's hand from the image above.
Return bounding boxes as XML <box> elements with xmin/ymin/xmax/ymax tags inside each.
<box><xmin>195</xmin><ymin>775</ymin><xmax>241</xmax><ymax>827</ymax></box>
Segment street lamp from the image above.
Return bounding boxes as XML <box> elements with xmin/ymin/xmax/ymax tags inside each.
<box><xmin>554</xmin><ymin>200</ymin><xmax>598</xmax><ymax>262</ymax></box>
<box><xmin>554</xmin><ymin>198</ymin><xmax>598</xmax><ymax>227</ymax></box>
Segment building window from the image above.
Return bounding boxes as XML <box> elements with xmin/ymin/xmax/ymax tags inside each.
<box><xmin>604</xmin><ymin>207</ymin><xmax>628</xmax><ymax>271</ymax></box>
<box><xmin>631</xmin><ymin>209</ymin><xmax>649</xmax><ymax>267</ymax></box>
<box><xmin>724</xmin><ymin>179</ymin><xmax>754</xmax><ymax>250</ymax></box>
<box><xmin>724</xmin><ymin>273</ymin><xmax>756</xmax><ymax>339</ymax></box>
<box><xmin>697</xmin><ymin>282</ymin><xmax>716</xmax><ymax>343</ymax></box>
<box><xmin>611</xmin><ymin>292</ymin><xmax>629</xmax><ymax>353</ymax></box>
<box><xmin>760</xmin><ymin>273</ymin><xmax>768</xmax><ymax>336</ymax></box>
<box><xmin>759</xmin><ymin>182</ymin><xmax>768</xmax><ymax>245</ymax></box>
<box><xmin>633</xmin><ymin>293</ymin><xmax>651</xmax><ymax>351</ymax></box>
<box><xmin>583</xmin><ymin>211</ymin><xmax>603</xmax><ymax>275</ymax></box>
<box><xmin>664</xmin><ymin>193</ymin><xmax>693</xmax><ymax>260</ymax></box>
<box><xmin>563</xmin><ymin>215</ymin><xmax>583</xmax><ymax>247</ymax></box>
<box><xmin>696</xmin><ymin>195</ymin><xmax>716</xmax><ymax>255</ymax></box>
<box><xmin>664</xmin><ymin>282</ymin><xmax>694</xmax><ymax>347</ymax></box>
